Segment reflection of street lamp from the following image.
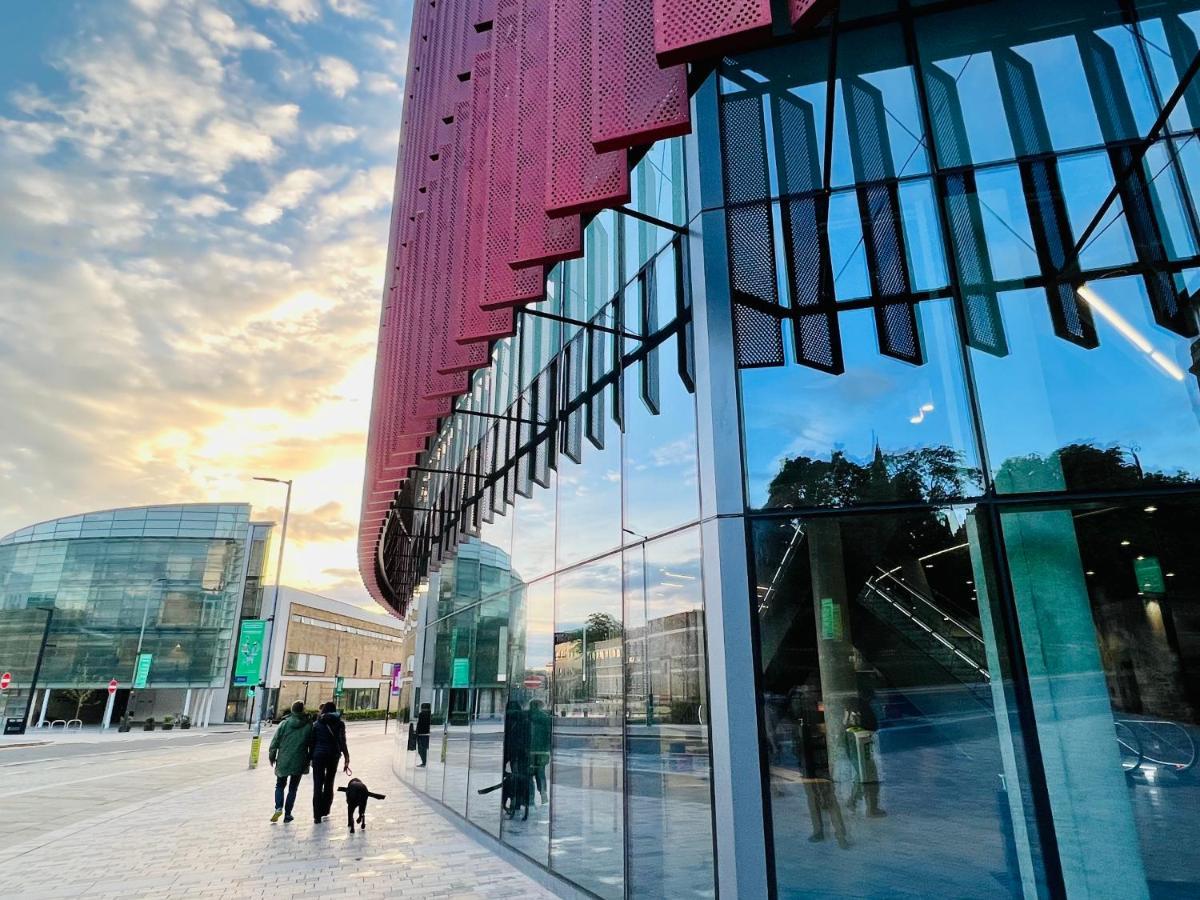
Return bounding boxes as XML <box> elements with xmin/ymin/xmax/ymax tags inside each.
<box><xmin>623</xmin><ymin>528</ymin><xmax>652</xmax><ymax>727</ymax></box>
<box><xmin>125</xmin><ymin>578</ymin><xmax>166</xmax><ymax>722</ymax></box>
<box><xmin>253</xmin><ymin>476</ymin><xmax>292</xmax><ymax>735</ymax></box>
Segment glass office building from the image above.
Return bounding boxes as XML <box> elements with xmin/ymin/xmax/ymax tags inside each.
<box><xmin>0</xmin><ymin>504</ymin><xmax>271</xmax><ymax>726</ymax></box>
<box><xmin>367</xmin><ymin>2</ymin><xmax>1200</xmax><ymax>897</ymax></box>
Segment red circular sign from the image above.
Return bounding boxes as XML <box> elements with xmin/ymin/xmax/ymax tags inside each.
<box><xmin>107</xmin><ymin>679</ymin><xmax>118</xmax><ymax>696</ymax></box>
<box><xmin>0</xmin><ymin>672</ymin><xmax>10</xmax><ymax>690</ymax></box>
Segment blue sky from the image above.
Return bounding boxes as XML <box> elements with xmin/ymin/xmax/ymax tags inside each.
<box><xmin>0</xmin><ymin>0</ymin><xmax>415</xmax><ymax>604</ymax></box>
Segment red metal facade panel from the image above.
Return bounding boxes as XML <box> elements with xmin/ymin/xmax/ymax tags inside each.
<box><xmin>591</xmin><ymin>0</ymin><xmax>691</xmax><ymax>152</ymax></box>
<box><xmin>653</xmin><ymin>0</ymin><xmax>773</xmax><ymax>65</ymax></box>
<box><xmin>790</xmin><ymin>0</ymin><xmax>828</xmax><ymax>26</ymax></box>
<box><xmin>547</xmin><ymin>0</ymin><xmax>631</xmax><ymax>216</ymax></box>
<box><xmin>512</xmin><ymin>0</ymin><xmax>583</xmax><ymax>267</ymax></box>
<box><xmin>456</xmin><ymin>49</ymin><xmax>521</xmax><ymax>343</ymax></box>
<box><xmin>480</xmin><ymin>0</ymin><xmax>545</xmax><ymax>309</ymax></box>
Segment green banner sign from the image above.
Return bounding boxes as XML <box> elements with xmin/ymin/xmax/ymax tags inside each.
<box><xmin>1134</xmin><ymin>556</ymin><xmax>1166</xmax><ymax>595</ymax></box>
<box><xmin>820</xmin><ymin>597</ymin><xmax>843</xmax><ymax>641</ymax></box>
<box><xmin>451</xmin><ymin>657</ymin><xmax>470</xmax><ymax>688</ymax></box>
<box><xmin>334</xmin><ymin>675</ymin><xmax>345</xmax><ymax>697</ymax></box>
<box><xmin>133</xmin><ymin>653</ymin><xmax>153</xmax><ymax>689</ymax></box>
<box><xmin>233</xmin><ymin>619</ymin><xmax>267</xmax><ymax>686</ymax></box>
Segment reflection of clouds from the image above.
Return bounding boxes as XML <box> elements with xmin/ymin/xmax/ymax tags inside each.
<box><xmin>648</xmin><ymin>437</ymin><xmax>696</xmax><ymax>468</ymax></box>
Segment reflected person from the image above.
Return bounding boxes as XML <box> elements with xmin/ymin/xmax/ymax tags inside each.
<box><xmin>502</xmin><ymin>699</ymin><xmax>531</xmax><ymax>819</ymax></box>
<box><xmin>415</xmin><ymin>702</ymin><xmax>431</xmax><ymax>767</ymax></box>
<box><xmin>792</xmin><ymin>677</ymin><xmax>849</xmax><ymax>849</ymax></box>
<box><xmin>528</xmin><ymin>698</ymin><xmax>551</xmax><ymax>806</ymax></box>
<box><xmin>846</xmin><ymin>681</ymin><xmax>885</xmax><ymax>818</ymax></box>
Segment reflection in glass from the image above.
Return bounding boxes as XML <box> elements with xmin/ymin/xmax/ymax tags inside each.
<box><xmin>557</xmin><ymin>411</ymin><xmax>622</xmax><ymax>570</ymax></box>
<box><xmin>501</xmin><ymin>579</ymin><xmax>555</xmax><ymax>863</ymax></box>
<box><xmin>973</xmin><ymin>281</ymin><xmax>1200</xmax><ymax>494</ymax></box>
<box><xmin>1001</xmin><ymin>499</ymin><xmax>1200</xmax><ymax>898</ymax></box>
<box><xmin>511</xmin><ymin>470</ymin><xmax>557</xmax><ymax>584</ymax></box>
<box><xmin>624</xmin><ymin>528</ymin><xmax>715</xmax><ymax>898</ymax></box>
<box><xmin>742</xmin><ymin>299</ymin><xmax>983</xmax><ymax>510</ymax></box>
<box><xmin>623</xmin><ymin>333</ymin><xmax>700</xmax><ymax>541</ymax></box>
<box><xmin>752</xmin><ymin>509</ymin><xmax>1033</xmax><ymax>897</ymax></box>
<box><xmin>552</xmin><ymin>558</ymin><xmax>624</xmax><ymax>899</ymax></box>
<box><xmin>466</xmin><ymin>592</ymin><xmax>512</xmax><ymax>835</ymax></box>
<box><xmin>436</xmin><ymin>605</ymin><xmax>476</xmax><ymax>812</ymax></box>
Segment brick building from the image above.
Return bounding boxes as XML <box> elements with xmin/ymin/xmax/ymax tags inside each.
<box><xmin>261</xmin><ymin>587</ymin><xmax>417</xmax><ymax>718</ymax></box>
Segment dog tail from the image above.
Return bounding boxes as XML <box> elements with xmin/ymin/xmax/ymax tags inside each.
<box><xmin>368</xmin><ymin>792</ymin><xmax>387</xmax><ymax>800</ymax></box>
<box><xmin>476</xmin><ymin>782</ymin><xmax>503</xmax><ymax>795</ymax></box>
<box><xmin>337</xmin><ymin>786</ymin><xmax>347</xmax><ymax>793</ymax></box>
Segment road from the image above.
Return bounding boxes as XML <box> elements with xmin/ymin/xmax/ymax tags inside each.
<box><xmin>0</xmin><ymin>725</ymin><xmax>554</xmax><ymax>899</ymax></box>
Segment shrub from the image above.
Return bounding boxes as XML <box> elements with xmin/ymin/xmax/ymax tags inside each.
<box><xmin>341</xmin><ymin>708</ymin><xmax>389</xmax><ymax>722</ymax></box>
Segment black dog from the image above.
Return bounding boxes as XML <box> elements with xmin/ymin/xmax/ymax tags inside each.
<box><xmin>337</xmin><ymin>777</ymin><xmax>386</xmax><ymax>833</ymax></box>
<box><xmin>476</xmin><ymin>772</ymin><xmax>529</xmax><ymax>820</ymax></box>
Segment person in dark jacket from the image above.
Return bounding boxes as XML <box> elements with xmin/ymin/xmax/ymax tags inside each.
<box><xmin>528</xmin><ymin>699</ymin><xmax>551</xmax><ymax>805</ymax></box>
<box><xmin>268</xmin><ymin>701</ymin><xmax>312</xmax><ymax>823</ymax></box>
<box><xmin>415</xmin><ymin>702</ymin><xmax>431</xmax><ymax>767</ymax></box>
<box><xmin>502</xmin><ymin>700</ymin><xmax>531</xmax><ymax>818</ymax></box>
<box><xmin>310</xmin><ymin>701</ymin><xmax>350</xmax><ymax>823</ymax></box>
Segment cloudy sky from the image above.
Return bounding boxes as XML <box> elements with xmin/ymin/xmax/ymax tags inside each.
<box><xmin>0</xmin><ymin>0</ymin><xmax>413</xmax><ymax>606</ymax></box>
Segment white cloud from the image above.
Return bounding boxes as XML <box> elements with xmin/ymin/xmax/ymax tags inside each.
<box><xmin>244</xmin><ymin>166</ymin><xmax>333</xmax><ymax>225</ymax></box>
<box><xmin>306</xmin><ymin>123</ymin><xmax>359</xmax><ymax>150</ymax></box>
<box><xmin>173</xmin><ymin>193</ymin><xmax>234</xmax><ymax>218</ymax></box>
<box><xmin>363</xmin><ymin>72</ymin><xmax>400</xmax><ymax>95</ymax></box>
<box><xmin>314</xmin><ymin>166</ymin><xmax>392</xmax><ymax>229</ymax></box>
<box><xmin>198</xmin><ymin>6</ymin><xmax>273</xmax><ymax>51</ymax></box>
<box><xmin>314</xmin><ymin>55</ymin><xmax>360</xmax><ymax>98</ymax></box>
<box><xmin>328</xmin><ymin>0</ymin><xmax>375</xmax><ymax>18</ymax></box>
<box><xmin>246</xmin><ymin>0</ymin><xmax>321</xmax><ymax>22</ymax></box>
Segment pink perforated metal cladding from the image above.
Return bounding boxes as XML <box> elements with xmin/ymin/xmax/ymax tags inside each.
<box><xmin>456</xmin><ymin>49</ymin><xmax>520</xmax><ymax>344</ymax></box>
<box><xmin>473</xmin><ymin>0</ymin><xmax>496</xmax><ymax>30</ymax></box>
<box><xmin>790</xmin><ymin>0</ymin><xmax>830</xmax><ymax>26</ymax></box>
<box><xmin>591</xmin><ymin>0</ymin><xmax>691</xmax><ymax>152</ymax></box>
<box><xmin>653</xmin><ymin>0</ymin><xmax>773</xmax><ymax>65</ymax></box>
<box><xmin>419</xmin><ymin>147</ymin><xmax>473</xmax><ymax>398</ymax></box>
<box><xmin>547</xmin><ymin>0</ymin><xmax>630</xmax><ymax>216</ymax></box>
<box><xmin>511</xmin><ymin>0</ymin><xmax>582</xmax><ymax>268</ymax></box>
<box><xmin>480</xmin><ymin>0</ymin><xmax>544</xmax><ymax>309</ymax></box>
<box><xmin>439</xmin><ymin>102</ymin><xmax>492</xmax><ymax>375</ymax></box>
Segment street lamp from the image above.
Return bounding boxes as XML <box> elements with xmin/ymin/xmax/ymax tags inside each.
<box><xmin>253</xmin><ymin>476</ymin><xmax>292</xmax><ymax>740</ymax></box>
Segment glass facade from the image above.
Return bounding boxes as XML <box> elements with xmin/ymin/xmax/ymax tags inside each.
<box><xmin>729</xmin><ymin>2</ymin><xmax>1200</xmax><ymax>897</ymax></box>
<box><xmin>0</xmin><ymin>504</ymin><xmax>268</xmax><ymax>725</ymax></box>
<box><xmin>394</xmin><ymin>143</ymin><xmax>715</xmax><ymax>898</ymax></box>
<box><xmin>387</xmin><ymin>2</ymin><xmax>1200</xmax><ymax>898</ymax></box>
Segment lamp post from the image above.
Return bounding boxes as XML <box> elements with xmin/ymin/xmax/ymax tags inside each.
<box><xmin>125</xmin><ymin>578</ymin><xmax>165</xmax><ymax>726</ymax></box>
<box><xmin>253</xmin><ymin>476</ymin><xmax>292</xmax><ymax>740</ymax></box>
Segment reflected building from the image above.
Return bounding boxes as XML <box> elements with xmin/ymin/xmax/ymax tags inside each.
<box><xmin>0</xmin><ymin>504</ymin><xmax>272</xmax><ymax>728</ymax></box>
<box><xmin>364</xmin><ymin>2</ymin><xmax>1200</xmax><ymax>898</ymax></box>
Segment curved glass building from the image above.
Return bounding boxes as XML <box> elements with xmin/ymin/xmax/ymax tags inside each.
<box><xmin>0</xmin><ymin>503</ymin><xmax>271</xmax><ymax>728</ymax></box>
<box><xmin>363</xmin><ymin>1</ymin><xmax>1200</xmax><ymax>897</ymax></box>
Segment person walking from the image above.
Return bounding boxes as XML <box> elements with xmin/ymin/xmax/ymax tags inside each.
<box><xmin>528</xmin><ymin>698</ymin><xmax>551</xmax><ymax>806</ymax></box>
<box><xmin>268</xmin><ymin>701</ymin><xmax>312</xmax><ymax>823</ymax></box>
<box><xmin>310</xmin><ymin>701</ymin><xmax>350</xmax><ymax>823</ymax></box>
<box><xmin>415</xmin><ymin>702</ymin><xmax>431</xmax><ymax>767</ymax></box>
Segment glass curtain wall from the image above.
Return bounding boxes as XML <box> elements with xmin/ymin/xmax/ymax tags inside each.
<box><xmin>395</xmin><ymin>141</ymin><xmax>716</xmax><ymax>899</ymax></box>
<box><xmin>729</xmin><ymin>2</ymin><xmax>1200</xmax><ymax>897</ymax></box>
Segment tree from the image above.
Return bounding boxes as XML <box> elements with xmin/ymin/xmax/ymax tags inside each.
<box><xmin>61</xmin><ymin>669</ymin><xmax>99</xmax><ymax>721</ymax></box>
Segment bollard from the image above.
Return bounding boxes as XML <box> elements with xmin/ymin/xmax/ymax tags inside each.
<box><xmin>249</xmin><ymin>734</ymin><xmax>262</xmax><ymax>769</ymax></box>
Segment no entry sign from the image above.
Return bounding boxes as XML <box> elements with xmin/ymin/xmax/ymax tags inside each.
<box><xmin>108</xmin><ymin>679</ymin><xmax>118</xmax><ymax>696</ymax></box>
<box><xmin>0</xmin><ymin>672</ymin><xmax>11</xmax><ymax>690</ymax></box>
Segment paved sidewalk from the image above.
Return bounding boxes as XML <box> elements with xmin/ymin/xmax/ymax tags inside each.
<box><xmin>1</xmin><ymin>730</ymin><xmax>556</xmax><ymax>899</ymax></box>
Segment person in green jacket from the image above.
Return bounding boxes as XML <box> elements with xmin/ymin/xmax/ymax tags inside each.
<box><xmin>268</xmin><ymin>701</ymin><xmax>313</xmax><ymax>823</ymax></box>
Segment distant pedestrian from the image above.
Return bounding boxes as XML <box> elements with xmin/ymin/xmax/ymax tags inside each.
<box><xmin>311</xmin><ymin>701</ymin><xmax>351</xmax><ymax>823</ymax></box>
<box><xmin>415</xmin><ymin>702</ymin><xmax>431</xmax><ymax>767</ymax></box>
<box><xmin>268</xmin><ymin>701</ymin><xmax>312</xmax><ymax>824</ymax></box>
